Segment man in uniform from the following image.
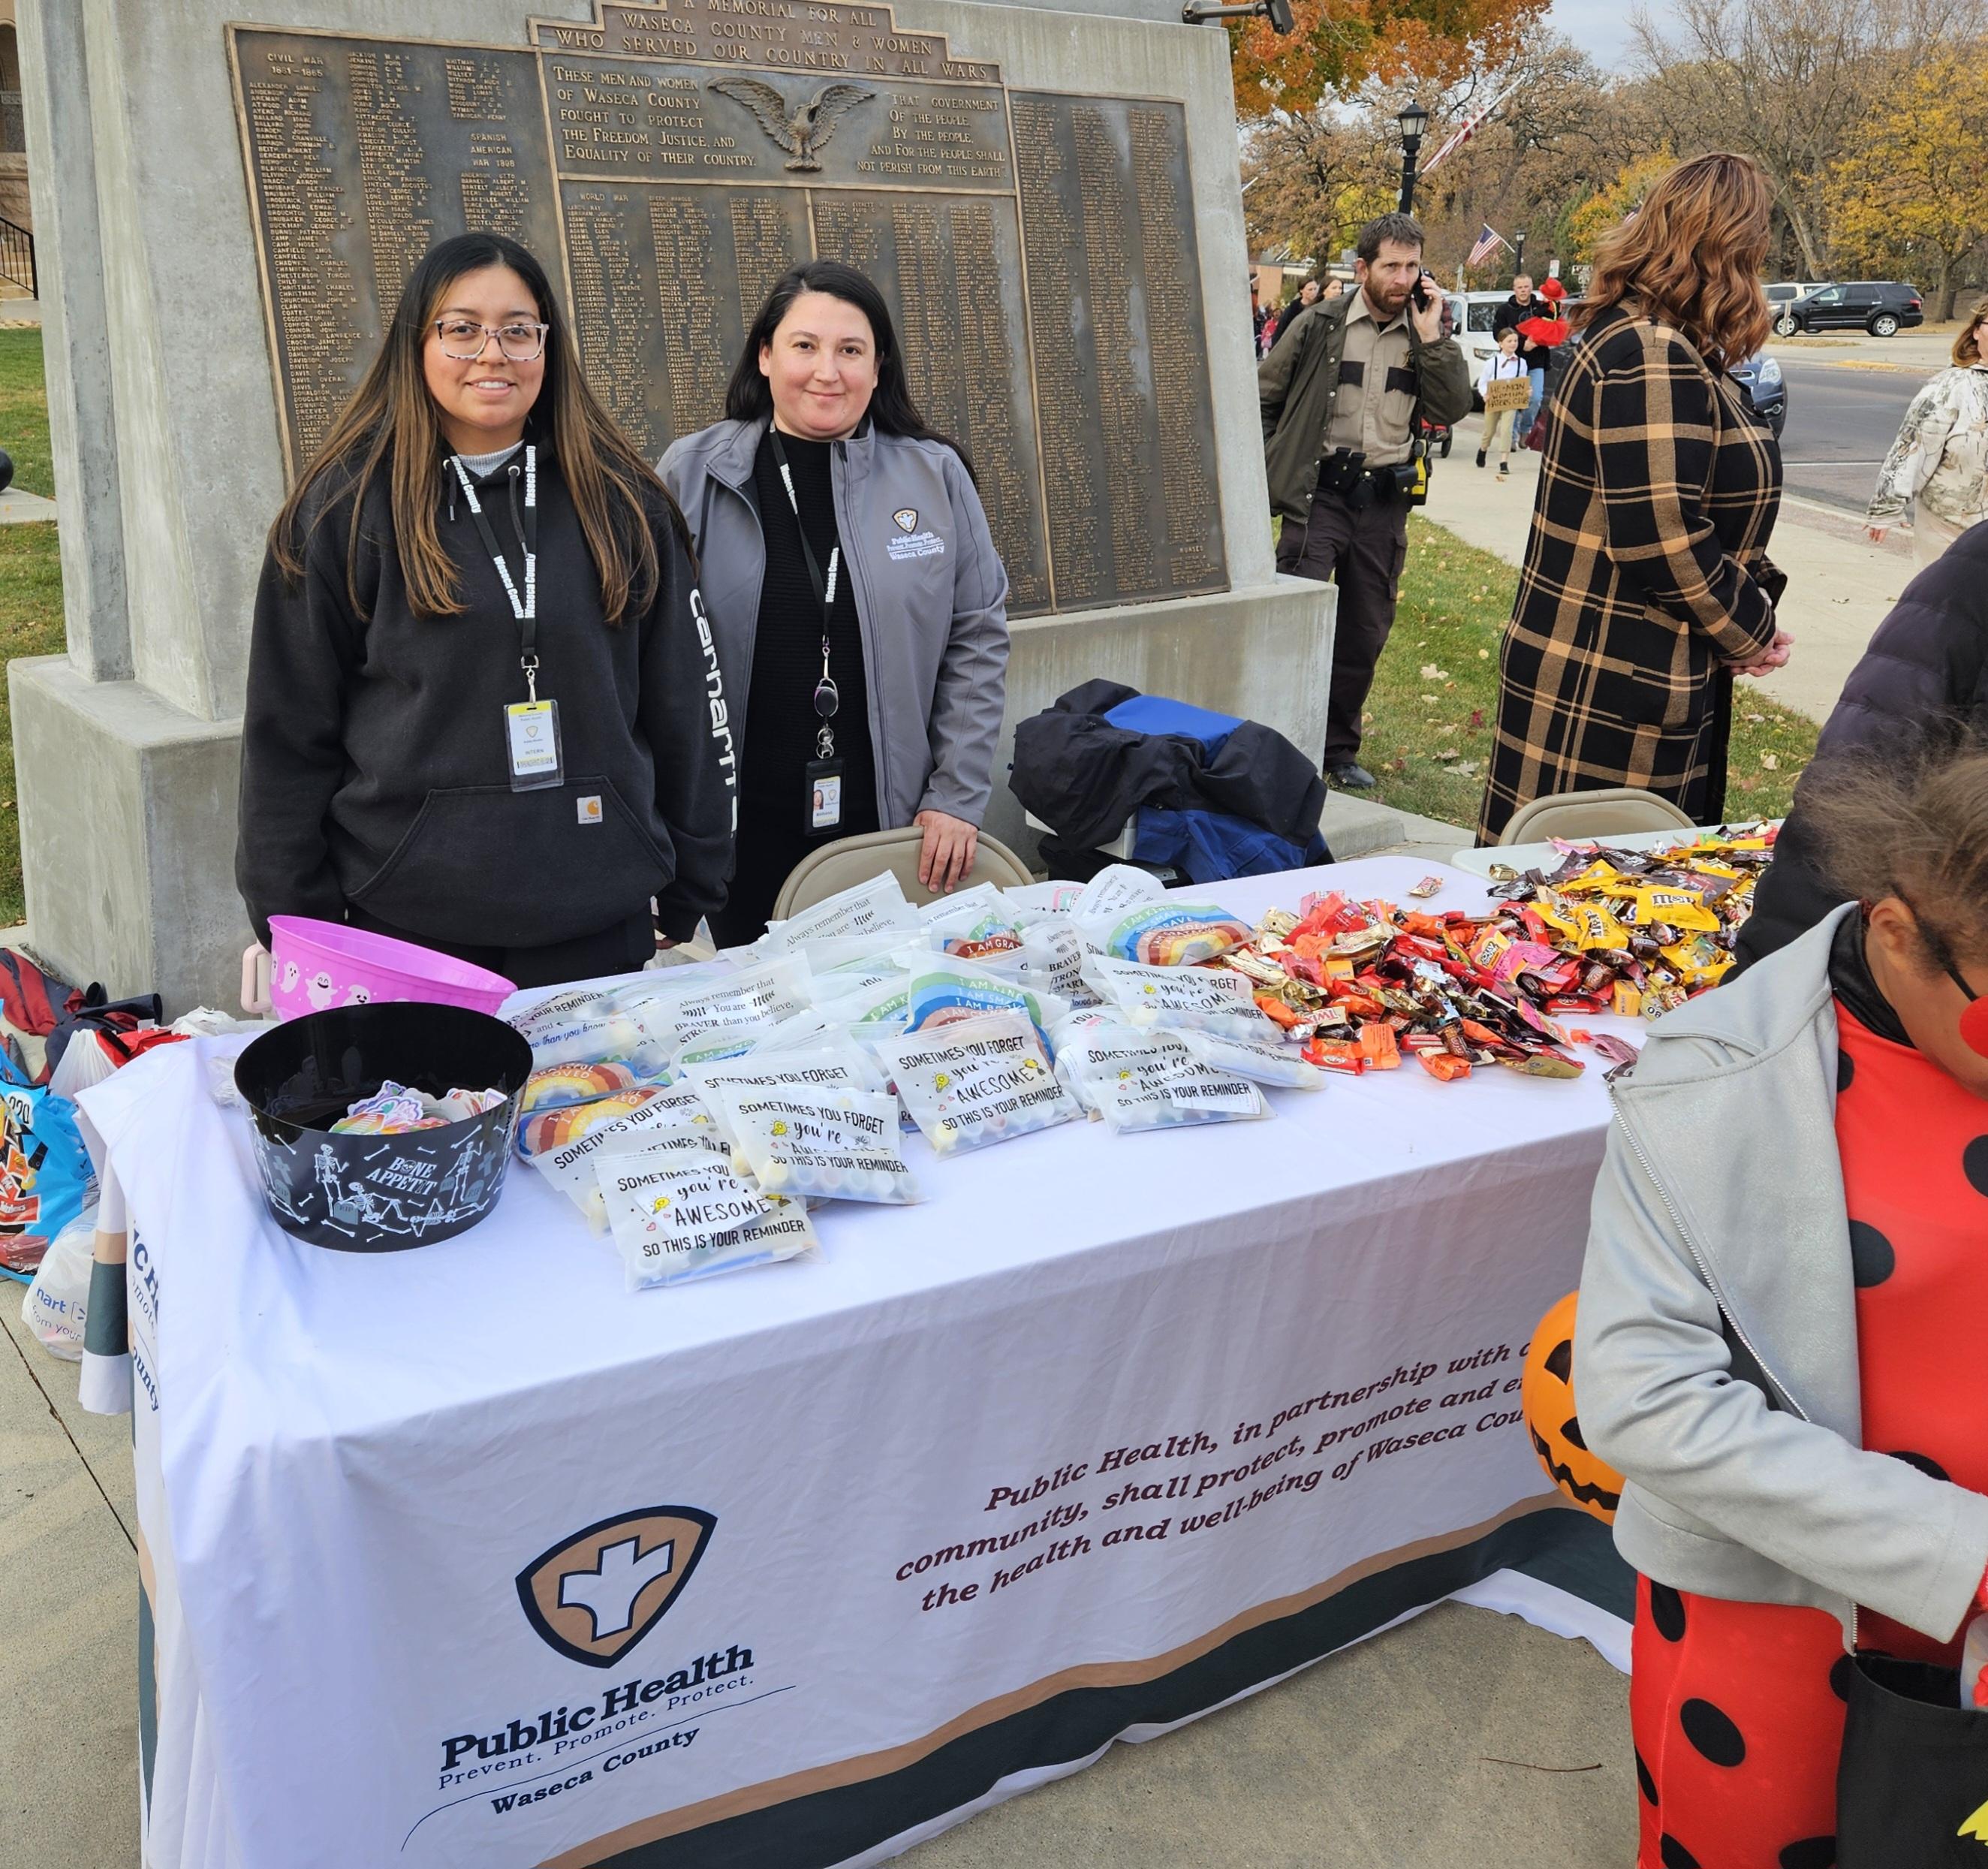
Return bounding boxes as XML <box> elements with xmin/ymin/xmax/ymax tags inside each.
<box><xmin>1260</xmin><ymin>212</ymin><xmax>1471</xmax><ymax>790</ymax></box>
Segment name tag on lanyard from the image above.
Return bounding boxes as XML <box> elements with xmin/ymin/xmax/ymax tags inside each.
<box><xmin>451</xmin><ymin>447</ymin><xmax>564</xmax><ymax>791</ymax></box>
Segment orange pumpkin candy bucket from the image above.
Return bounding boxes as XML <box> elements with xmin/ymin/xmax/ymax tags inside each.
<box><xmin>1521</xmin><ymin>1290</ymin><xmax>1624</xmax><ymax>1524</ymax></box>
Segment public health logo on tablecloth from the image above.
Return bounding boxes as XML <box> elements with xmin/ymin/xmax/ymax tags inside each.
<box><xmin>516</xmin><ymin>1507</ymin><xmax>716</xmax><ymax>1669</ymax></box>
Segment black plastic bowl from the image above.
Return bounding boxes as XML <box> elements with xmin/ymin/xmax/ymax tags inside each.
<box><xmin>234</xmin><ymin>1002</ymin><xmax>534</xmax><ymax>1253</ymax></box>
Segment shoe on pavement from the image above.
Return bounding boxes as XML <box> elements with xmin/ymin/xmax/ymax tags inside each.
<box><xmin>1326</xmin><ymin>761</ymin><xmax>1377</xmax><ymax>790</ymax></box>
<box><xmin>1475</xmin><ymin>449</ymin><xmax>1487</xmax><ymax>469</ymax></box>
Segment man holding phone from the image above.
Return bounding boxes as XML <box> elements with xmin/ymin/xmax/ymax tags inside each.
<box><xmin>1260</xmin><ymin>212</ymin><xmax>1471</xmax><ymax>788</ymax></box>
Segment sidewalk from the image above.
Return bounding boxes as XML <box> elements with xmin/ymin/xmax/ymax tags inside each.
<box><xmin>1425</xmin><ymin>425</ymin><xmax>1914</xmax><ymax>727</ymax></box>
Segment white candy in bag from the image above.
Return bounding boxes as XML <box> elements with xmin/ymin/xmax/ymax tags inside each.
<box><xmin>1069</xmin><ymin>863</ymin><xmax>1165</xmax><ymax>920</ymax></box>
<box><xmin>637</xmin><ymin>957</ymin><xmax>814</xmax><ymax>1051</ymax></box>
<box><xmin>1173</xmin><ymin>1026</ymin><xmax>1324</xmax><ymax>1089</ymax></box>
<box><xmin>764</xmin><ymin>873</ymin><xmax>920</xmax><ymax>949</ymax></box>
<box><xmin>1080</xmin><ymin>952</ymin><xmax>1273</xmax><ymax>1041</ymax></box>
<box><xmin>596</xmin><ymin>1145</ymin><xmax>818</xmax><ymax>1290</ymax></box>
<box><xmin>719</xmin><ymin>1085</ymin><xmax>921</xmax><ymax>1203</ymax></box>
<box><xmin>976</xmin><ymin>919</ymin><xmax>1096</xmax><ymax>1006</ymax></box>
<box><xmin>524</xmin><ymin>1082</ymin><xmax>719</xmax><ymax>1229</ymax></box>
<box><xmin>1086</xmin><ymin>1036</ymin><xmax>1269</xmax><ymax>1132</ymax></box>
<box><xmin>903</xmin><ymin>954</ymin><xmax>1070</xmax><ymax>1054</ymax></box>
<box><xmin>1047</xmin><ymin>1009</ymin><xmax>1165</xmax><ymax>1114</ymax></box>
<box><xmin>875</xmin><ymin>1012</ymin><xmax>1080</xmax><ymax>1156</ymax></box>
<box><xmin>685</xmin><ymin>1044</ymin><xmax>880</xmax><ymax>1144</ymax></box>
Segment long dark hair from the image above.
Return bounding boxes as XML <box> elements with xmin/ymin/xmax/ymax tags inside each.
<box><xmin>271</xmin><ymin>232</ymin><xmax>689</xmax><ymax>623</ymax></box>
<box><xmin>722</xmin><ymin>261</ymin><xmax>973</xmax><ymax>478</ymax></box>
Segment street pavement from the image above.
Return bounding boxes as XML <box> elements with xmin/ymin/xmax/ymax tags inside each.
<box><xmin>1775</xmin><ymin>356</ymin><xmax>1926</xmax><ymax>517</ymax></box>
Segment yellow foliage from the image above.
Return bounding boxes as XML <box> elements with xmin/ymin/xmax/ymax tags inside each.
<box><xmin>1567</xmin><ymin>152</ymin><xmax>1673</xmax><ymax>267</ymax></box>
<box><xmin>1825</xmin><ymin>49</ymin><xmax>1988</xmax><ymax>278</ymax></box>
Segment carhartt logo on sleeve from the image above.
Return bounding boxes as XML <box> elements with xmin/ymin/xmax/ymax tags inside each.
<box><xmin>577</xmin><ymin>795</ymin><xmax>603</xmax><ymax>824</ymax></box>
<box><xmin>516</xmin><ymin>1506</ymin><xmax>716</xmax><ymax>1667</ymax></box>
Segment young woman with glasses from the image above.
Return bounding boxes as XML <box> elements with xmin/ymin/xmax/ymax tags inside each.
<box><xmin>237</xmin><ymin>231</ymin><xmax>733</xmax><ymax>987</ymax></box>
<box><xmin>1575</xmin><ymin>732</ymin><xmax>1988</xmax><ymax>1869</ymax></box>
<box><xmin>1866</xmin><ymin>293</ymin><xmax>1988</xmax><ymax>568</ymax></box>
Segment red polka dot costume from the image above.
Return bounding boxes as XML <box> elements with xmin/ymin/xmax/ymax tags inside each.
<box><xmin>1630</xmin><ymin>994</ymin><xmax>1988</xmax><ymax>1869</ymax></box>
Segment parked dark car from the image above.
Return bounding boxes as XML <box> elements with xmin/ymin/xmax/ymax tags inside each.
<box><xmin>1730</xmin><ymin>351</ymin><xmax>1787</xmax><ymax>438</ymax></box>
<box><xmin>1773</xmin><ymin>281</ymin><xmax>1923</xmax><ymax>337</ymax></box>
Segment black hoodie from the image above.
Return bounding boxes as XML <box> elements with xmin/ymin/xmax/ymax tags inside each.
<box><xmin>236</xmin><ymin>448</ymin><xmax>736</xmax><ymax>951</ymax></box>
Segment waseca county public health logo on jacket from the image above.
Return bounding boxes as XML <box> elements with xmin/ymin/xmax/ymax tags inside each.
<box><xmin>516</xmin><ymin>1506</ymin><xmax>716</xmax><ymax>1668</ymax></box>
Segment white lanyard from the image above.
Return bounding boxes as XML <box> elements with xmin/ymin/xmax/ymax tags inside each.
<box><xmin>450</xmin><ymin>445</ymin><xmax>540</xmax><ymax>698</ymax></box>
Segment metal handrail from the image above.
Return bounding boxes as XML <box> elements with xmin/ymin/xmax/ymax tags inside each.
<box><xmin>0</xmin><ymin>216</ymin><xmax>34</xmax><ymax>300</ymax></box>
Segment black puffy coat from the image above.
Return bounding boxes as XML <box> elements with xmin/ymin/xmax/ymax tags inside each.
<box><xmin>1733</xmin><ymin>522</ymin><xmax>1988</xmax><ymax>969</ymax></box>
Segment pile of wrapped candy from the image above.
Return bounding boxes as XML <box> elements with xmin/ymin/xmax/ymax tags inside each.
<box><xmin>1220</xmin><ymin>891</ymin><xmax>1613</xmax><ymax>1083</ymax></box>
<box><xmin>1475</xmin><ymin>828</ymin><xmax>1776</xmax><ymax>1017</ymax></box>
<box><xmin>328</xmin><ymin>1081</ymin><xmax>508</xmax><ymax>1135</ymax></box>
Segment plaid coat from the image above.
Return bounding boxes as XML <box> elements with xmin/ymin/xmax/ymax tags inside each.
<box><xmin>1477</xmin><ymin>306</ymin><xmax>1785</xmax><ymax>843</ymax></box>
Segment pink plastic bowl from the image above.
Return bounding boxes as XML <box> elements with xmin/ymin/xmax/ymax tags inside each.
<box><xmin>263</xmin><ymin>916</ymin><xmax>517</xmax><ymax>1022</ymax></box>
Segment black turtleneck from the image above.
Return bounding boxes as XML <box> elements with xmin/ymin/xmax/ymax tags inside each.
<box><xmin>1829</xmin><ymin>909</ymin><xmax>1911</xmax><ymax>1048</ymax></box>
<box><xmin>743</xmin><ymin>427</ymin><xmax>877</xmax><ymax>826</ymax></box>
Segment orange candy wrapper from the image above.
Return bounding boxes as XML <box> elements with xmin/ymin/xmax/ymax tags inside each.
<box><xmin>1357</xmin><ymin>1023</ymin><xmax>1401</xmax><ymax>1071</ymax></box>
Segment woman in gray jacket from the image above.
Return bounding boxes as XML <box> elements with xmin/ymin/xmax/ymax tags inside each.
<box><xmin>661</xmin><ymin>261</ymin><xmax>1009</xmax><ymax>945</ymax></box>
<box><xmin>1577</xmin><ymin>735</ymin><xmax>1988</xmax><ymax>1868</ymax></box>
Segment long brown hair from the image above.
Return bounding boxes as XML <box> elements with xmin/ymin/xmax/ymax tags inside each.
<box><xmin>270</xmin><ymin>233</ymin><xmax>687</xmax><ymax>623</ymax></box>
<box><xmin>1577</xmin><ymin>154</ymin><xmax>1774</xmax><ymax>370</ymax></box>
<box><xmin>1953</xmin><ymin>292</ymin><xmax>1988</xmax><ymax>367</ymax></box>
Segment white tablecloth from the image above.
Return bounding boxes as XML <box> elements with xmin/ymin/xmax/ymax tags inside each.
<box><xmin>101</xmin><ymin>857</ymin><xmax>1631</xmax><ymax>1869</ymax></box>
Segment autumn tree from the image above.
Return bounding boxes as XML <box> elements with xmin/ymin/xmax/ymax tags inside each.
<box><xmin>1632</xmin><ymin>0</ymin><xmax>1985</xmax><ymax>279</ymax></box>
<box><xmin>1226</xmin><ymin>0</ymin><xmax>1548</xmax><ymax>120</ymax></box>
<box><xmin>1824</xmin><ymin>47</ymin><xmax>1988</xmax><ymax>318</ymax></box>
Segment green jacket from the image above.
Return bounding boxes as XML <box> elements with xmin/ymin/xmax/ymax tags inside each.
<box><xmin>1258</xmin><ymin>293</ymin><xmax>1473</xmax><ymax>522</ymax></box>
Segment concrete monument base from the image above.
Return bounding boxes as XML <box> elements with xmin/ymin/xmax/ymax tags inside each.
<box><xmin>11</xmin><ymin>659</ymin><xmax>243</xmax><ymax>1008</ymax></box>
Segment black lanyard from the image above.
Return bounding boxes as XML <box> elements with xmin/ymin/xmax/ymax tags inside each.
<box><xmin>766</xmin><ymin>427</ymin><xmax>842</xmax><ymax>755</ymax></box>
<box><xmin>450</xmin><ymin>446</ymin><xmax>541</xmax><ymax>700</ymax></box>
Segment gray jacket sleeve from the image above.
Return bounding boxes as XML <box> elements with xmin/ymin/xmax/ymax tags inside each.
<box><xmin>1576</xmin><ymin>1119</ymin><xmax>1988</xmax><ymax>1642</ymax></box>
<box><xmin>920</xmin><ymin>451</ymin><xmax>1010</xmax><ymax>824</ymax></box>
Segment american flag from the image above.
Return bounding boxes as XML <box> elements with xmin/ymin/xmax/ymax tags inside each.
<box><xmin>1467</xmin><ymin>224</ymin><xmax>1506</xmax><ymax>268</ymax></box>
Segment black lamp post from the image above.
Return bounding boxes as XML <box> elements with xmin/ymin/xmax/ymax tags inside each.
<box><xmin>1396</xmin><ymin>101</ymin><xmax>1429</xmax><ymax>214</ymax></box>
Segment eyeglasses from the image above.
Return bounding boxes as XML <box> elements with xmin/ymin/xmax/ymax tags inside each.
<box><xmin>431</xmin><ymin>319</ymin><xmax>549</xmax><ymax>363</ymax></box>
<box><xmin>1899</xmin><ymin>897</ymin><xmax>1988</xmax><ymax>1058</ymax></box>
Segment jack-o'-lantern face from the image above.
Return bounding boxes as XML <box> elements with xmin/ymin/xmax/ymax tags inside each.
<box><xmin>1520</xmin><ymin>1290</ymin><xmax>1622</xmax><ymax>1524</ymax></box>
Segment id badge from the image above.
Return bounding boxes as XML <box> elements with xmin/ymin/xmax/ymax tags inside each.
<box><xmin>505</xmin><ymin>699</ymin><xmax>565</xmax><ymax>791</ymax></box>
<box><xmin>805</xmin><ymin>758</ymin><xmax>844</xmax><ymax>835</ymax></box>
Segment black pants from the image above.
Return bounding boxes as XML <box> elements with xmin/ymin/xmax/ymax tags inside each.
<box><xmin>344</xmin><ymin>905</ymin><xmax>655</xmax><ymax>990</ymax></box>
<box><xmin>1277</xmin><ymin>488</ymin><xmax>1410</xmax><ymax>766</ymax></box>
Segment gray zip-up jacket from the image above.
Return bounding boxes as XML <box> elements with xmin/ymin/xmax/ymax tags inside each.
<box><xmin>660</xmin><ymin>418</ymin><xmax>1010</xmax><ymax>827</ymax></box>
<box><xmin>1577</xmin><ymin>905</ymin><xmax>1988</xmax><ymax>1647</ymax></box>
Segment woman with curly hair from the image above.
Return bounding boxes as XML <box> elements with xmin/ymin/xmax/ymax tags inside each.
<box><xmin>1477</xmin><ymin>153</ymin><xmax>1794</xmax><ymax>843</ymax></box>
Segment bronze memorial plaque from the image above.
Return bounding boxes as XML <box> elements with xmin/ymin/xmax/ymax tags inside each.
<box><xmin>228</xmin><ymin>2</ymin><xmax>1228</xmax><ymax>615</ymax></box>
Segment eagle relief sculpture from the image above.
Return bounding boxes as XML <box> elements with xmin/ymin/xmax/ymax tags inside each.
<box><xmin>709</xmin><ymin>77</ymin><xmax>877</xmax><ymax>171</ymax></box>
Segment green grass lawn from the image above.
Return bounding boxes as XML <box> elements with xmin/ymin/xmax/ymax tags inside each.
<box><xmin>0</xmin><ymin>328</ymin><xmax>54</xmax><ymax>499</ymax></box>
<box><xmin>0</xmin><ymin>328</ymin><xmax>62</xmax><ymax>925</ymax></box>
<box><xmin>1360</xmin><ymin>517</ymin><xmax>1820</xmax><ymax>834</ymax></box>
